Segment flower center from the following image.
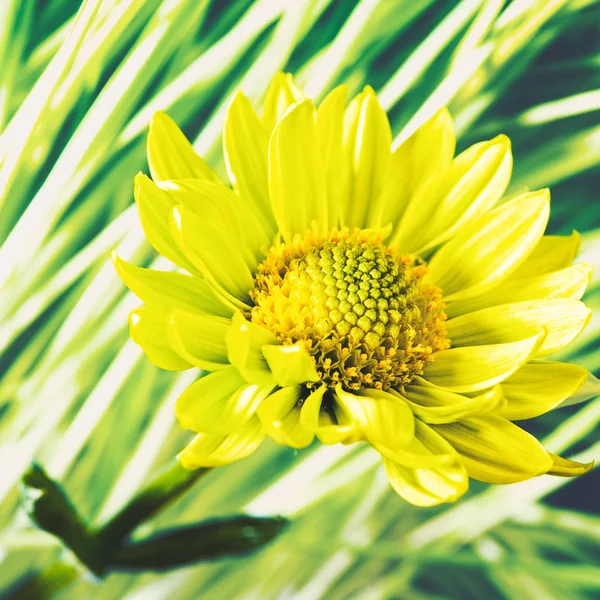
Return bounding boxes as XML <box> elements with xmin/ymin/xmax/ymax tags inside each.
<box><xmin>250</xmin><ymin>229</ymin><xmax>449</xmax><ymax>391</ymax></box>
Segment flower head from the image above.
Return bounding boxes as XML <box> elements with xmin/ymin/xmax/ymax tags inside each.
<box><xmin>114</xmin><ymin>73</ymin><xmax>595</xmax><ymax>506</ymax></box>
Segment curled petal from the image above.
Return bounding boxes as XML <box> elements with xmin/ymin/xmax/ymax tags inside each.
<box><xmin>129</xmin><ymin>306</ymin><xmax>191</xmax><ymax>371</ymax></box>
<box><xmin>395</xmin><ymin>134</ymin><xmax>511</xmax><ymax>253</ymax></box>
<box><xmin>175</xmin><ymin>368</ymin><xmax>270</xmax><ymax>434</ymax></box>
<box><xmin>226</xmin><ymin>311</ymin><xmax>277</xmax><ymax>387</ymax></box>
<box><xmin>383</xmin><ymin>420</ymin><xmax>468</xmax><ymax>506</ymax></box>
<box><xmin>166</xmin><ymin>309</ymin><xmax>230</xmax><ymax>370</ymax></box>
<box><xmin>257</xmin><ymin>386</ymin><xmax>314</xmax><ymax>448</ymax></box>
<box><xmin>335</xmin><ymin>385</ymin><xmax>415</xmax><ymax>451</ymax></box>
<box><xmin>262</xmin><ymin>343</ymin><xmax>320</xmax><ymax>387</ymax></box>
<box><xmin>300</xmin><ymin>386</ymin><xmax>358</xmax><ymax>445</ymax></box>
<box><xmin>178</xmin><ymin>417</ymin><xmax>265</xmax><ymax>468</ymax></box>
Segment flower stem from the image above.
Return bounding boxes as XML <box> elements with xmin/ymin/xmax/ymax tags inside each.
<box><xmin>22</xmin><ymin>462</ymin><xmax>287</xmax><ymax>577</ymax></box>
<box><xmin>23</xmin><ymin>462</ymin><xmax>210</xmax><ymax>575</ymax></box>
<box><xmin>93</xmin><ymin>463</ymin><xmax>210</xmax><ymax>551</ymax></box>
<box><xmin>108</xmin><ymin>516</ymin><xmax>288</xmax><ymax>571</ymax></box>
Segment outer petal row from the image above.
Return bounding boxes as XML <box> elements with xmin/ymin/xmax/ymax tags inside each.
<box><xmin>432</xmin><ymin>414</ymin><xmax>553</xmax><ymax>484</ymax></box>
<box><xmin>113</xmin><ymin>252</ymin><xmax>231</xmax><ymax>317</ymax></box>
<box><xmin>446</xmin><ymin>299</ymin><xmax>591</xmax><ymax>357</ymax></box>
<box><xmin>446</xmin><ymin>263</ymin><xmax>591</xmax><ymax>317</ymax></box>
<box><xmin>147</xmin><ymin>111</ymin><xmax>220</xmax><ymax>183</ymax></box>
<box><xmin>426</xmin><ymin>189</ymin><xmax>550</xmax><ymax>300</ymax></box>
<box><xmin>175</xmin><ymin>367</ymin><xmax>272</xmax><ymax>434</ymax></box>
<box><xmin>128</xmin><ymin>305</ymin><xmax>231</xmax><ymax>372</ymax></box>
<box><xmin>392</xmin><ymin>134</ymin><xmax>511</xmax><ymax>254</ymax></box>
<box><xmin>178</xmin><ymin>417</ymin><xmax>265</xmax><ymax>469</ymax></box>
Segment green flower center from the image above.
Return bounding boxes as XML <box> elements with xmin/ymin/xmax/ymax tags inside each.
<box><xmin>250</xmin><ymin>229</ymin><xmax>449</xmax><ymax>391</ymax></box>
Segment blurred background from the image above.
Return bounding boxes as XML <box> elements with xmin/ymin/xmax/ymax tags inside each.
<box><xmin>0</xmin><ymin>0</ymin><xmax>599</xmax><ymax>598</ymax></box>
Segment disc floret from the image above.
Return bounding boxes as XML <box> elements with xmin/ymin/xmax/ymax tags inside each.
<box><xmin>250</xmin><ymin>229</ymin><xmax>450</xmax><ymax>391</ymax></box>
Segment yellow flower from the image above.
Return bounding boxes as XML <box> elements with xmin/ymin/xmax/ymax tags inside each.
<box><xmin>113</xmin><ymin>73</ymin><xmax>596</xmax><ymax>506</ymax></box>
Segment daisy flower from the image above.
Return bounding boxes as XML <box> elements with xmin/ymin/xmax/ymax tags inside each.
<box><xmin>113</xmin><ymin>73</ymin><xmax>595</xmax><ymax>506</ymax></box>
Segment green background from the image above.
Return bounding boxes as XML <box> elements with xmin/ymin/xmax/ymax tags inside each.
<box><xmin>0</xmin><ymin>0</ymin><xmax>599</xmax><ymax>598</ymax></box>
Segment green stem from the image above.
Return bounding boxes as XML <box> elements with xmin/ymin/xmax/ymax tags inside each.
<box><xmin>21</xmin><ymin>462</ymin><xmax>287</xmax><ymax>578</ymax></box>
<box><xmin>108</xmin><ymin>516</ymin><xmax>288</xmax><ymax>571</ymax></box>
<box><xmin>21</xmin><ymin>464</ymin><xmax>103</xmax><ymax>574</ymax></box>
<box><xmin>22</xmin><ymin>462</ymin><xmax>210</xmax><ymax>576</ymax></box>
<box><xmin>93</xmin><ymin>463</ymin><xmax>210</xmax><ymax>552</ymax></box>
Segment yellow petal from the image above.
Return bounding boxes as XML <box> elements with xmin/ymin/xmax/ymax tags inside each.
<box><xmin>375</xmin><ymin>108</ymin><xmax>455</xmax><ymax>230</ymax></box>
<box><xmin>423</xmin><ymin>331</ymin><xmax>544</xmax><ymax>393</ymax></box>
<box><xmin>175</xmin><ymin>368</ymin><xmax>270</xmax><ymax>433</ymax></box>
<box><xmin>402</xmin><ymin>107</ymin><xmax>456</xmax><ymax>195</ymax></box>
<box><xmin>226</xmin><ymin>311</ymin><xmax>277</xmax><ymax>387</ymax></box>
<box><xmin>316</xmin><ymin>85</ymin><xmax>347</xmax><ymax>229</ymax></box>
<box><xmin>547</xmin><ymin>453</ymin><xmax>594</xmax><ymax>477</ymax></box>
<box><xmin>335</xmin><ymin>385</ymin><xmax>415</xmax><ymax>451</ymax></box>
<box><xmin>166</xmin><ymin>309</ymin><xmax>230</xmax><ymax>371</ymax></box>
<box><xmin>147</xmin><ymin>111</ymin><xmax>220</xmax><ymax>183</ymax></box>
<box><xmin>170</xmin><ymin>204</ymin><xmax>253</xmax><ymax>309</ymax></box>
<box><xmin>257</xmin><ymin>385</ymin><xmax>300</xmax><ymax>423</ymax></box>
<box><xmin>299</xmin><ymin>385</ymin><xmax>357</xmax><ymax>445</ymax></box>
<box><xmin>223</xmin><ymin>91</ymin><xmax>274</xmax><ymax>225</ymax></box>
<box><xmin>393</xmin><ymin>135</ymin><xmax>511</xmax><ymax>253</ymax></box>
<box><xmin>257</xmin><ymin>386</ymin><xmax>314</xmax><ymax>448</ymax></box>
<box><xmin>269</xmin><ymin>99</ymin><xmax>328</xmax><ymax>239</ymax></box>
<box><xmin>111</xmin><ymin>252</ymin><xmax>231</xmax><ymax>317</ymax></box>
<box><xmin>159</xmin><ymin>178</ymin><xmax>272</xmax><ymax>268</ymax></box>
<box><xmin>498</xmin><ymin>361</ymin><xmax>588</xmax><ymax>420</ymax></box>
<box><xmin>509</xmin><ymin>231</ymin><xmax>581</xmax><ymax>280</ymax></box>
<box><xmin>383</xmin><ymin>455</ymin><xmax>468</xmax><ymax>507</ymax></box>
<box><xmin>129</xmin><ymin>305</ymin><xmax>191</xmax><ymax>371</ymax></box>
<box><xmin>433</xmin><ymin>414</ymin><xmax>553</xmax><ymax>483</ymax></box>
<box><xmin>432</xmin><ymin>135</ymin><xmax>512</xmax><ymax>237</ymax></box>
<box><xmin>383</xmin><ymin>420</ymin><xmax>468</xmax><ymax>506</ymax></box>
<box><xmin>562</xmin><ymin>371</ymin><xmax>600</xmax><ymax>408</ymax></box>
<box><xmin>261</xmin><ymin>72</ymin><xmax>304</xmax><ymax>133</ymax></box>
<box><xmin>379</xmin><ymin>420</ymin><xmax>455</xmax><ymax>468</ymax></box>
<box><xmin>401</xmin><ymin>379</ymin><xmax>504</xmax><ymax>424</ymax></box>
<box><xmin>262</xmin><ymin>342</ymin><xmax>320</xmax><ymax>387</ymax></box>
<box><xmin>177</xmin><ymin>416</ymin><xmax>264</xmax><ymax>468</ymax></box>
<box><xmin>427</xmin><ymin>189</ymin><xmax>550</xmax><ymax>301</ymax></box>
<box><xmin>447</xmin><ymin>299</ymin><xmax>591</xmax><ymax>357</ymax></box>
<box><xmin>368</xmin><ymin>146</ymin><xmax>413</xmax><ymax>230</ymax></box>
<box><xmin>446</xmin><ymin>263</ymin><xmax>593</xmax><ymax>318</ymax></box>
<box><xmin>133</xmin><ymin>173</ymin><xmax>198</xmax><ymax>274</ymax></box>
<box><xmin>342</xmin><ymin>87</ymin><xmax>392</xmax><ymax>229</ymax></box>
<box><xmin>369</xmin><ymin>108</ymin><xmax>456</xmax><ymax>231</ymax></box>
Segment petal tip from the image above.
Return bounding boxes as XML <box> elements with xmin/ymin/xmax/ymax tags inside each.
<box><xmin>149</xmin><ymin>110</ymin><xmax>169</xmax><ymax>129</ymax></box>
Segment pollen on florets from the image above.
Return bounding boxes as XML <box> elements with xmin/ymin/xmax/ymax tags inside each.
<box><xmin>249</xmin><ymin>229</ymin><xmax>449</xmax><ymax>391</ymax></box>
